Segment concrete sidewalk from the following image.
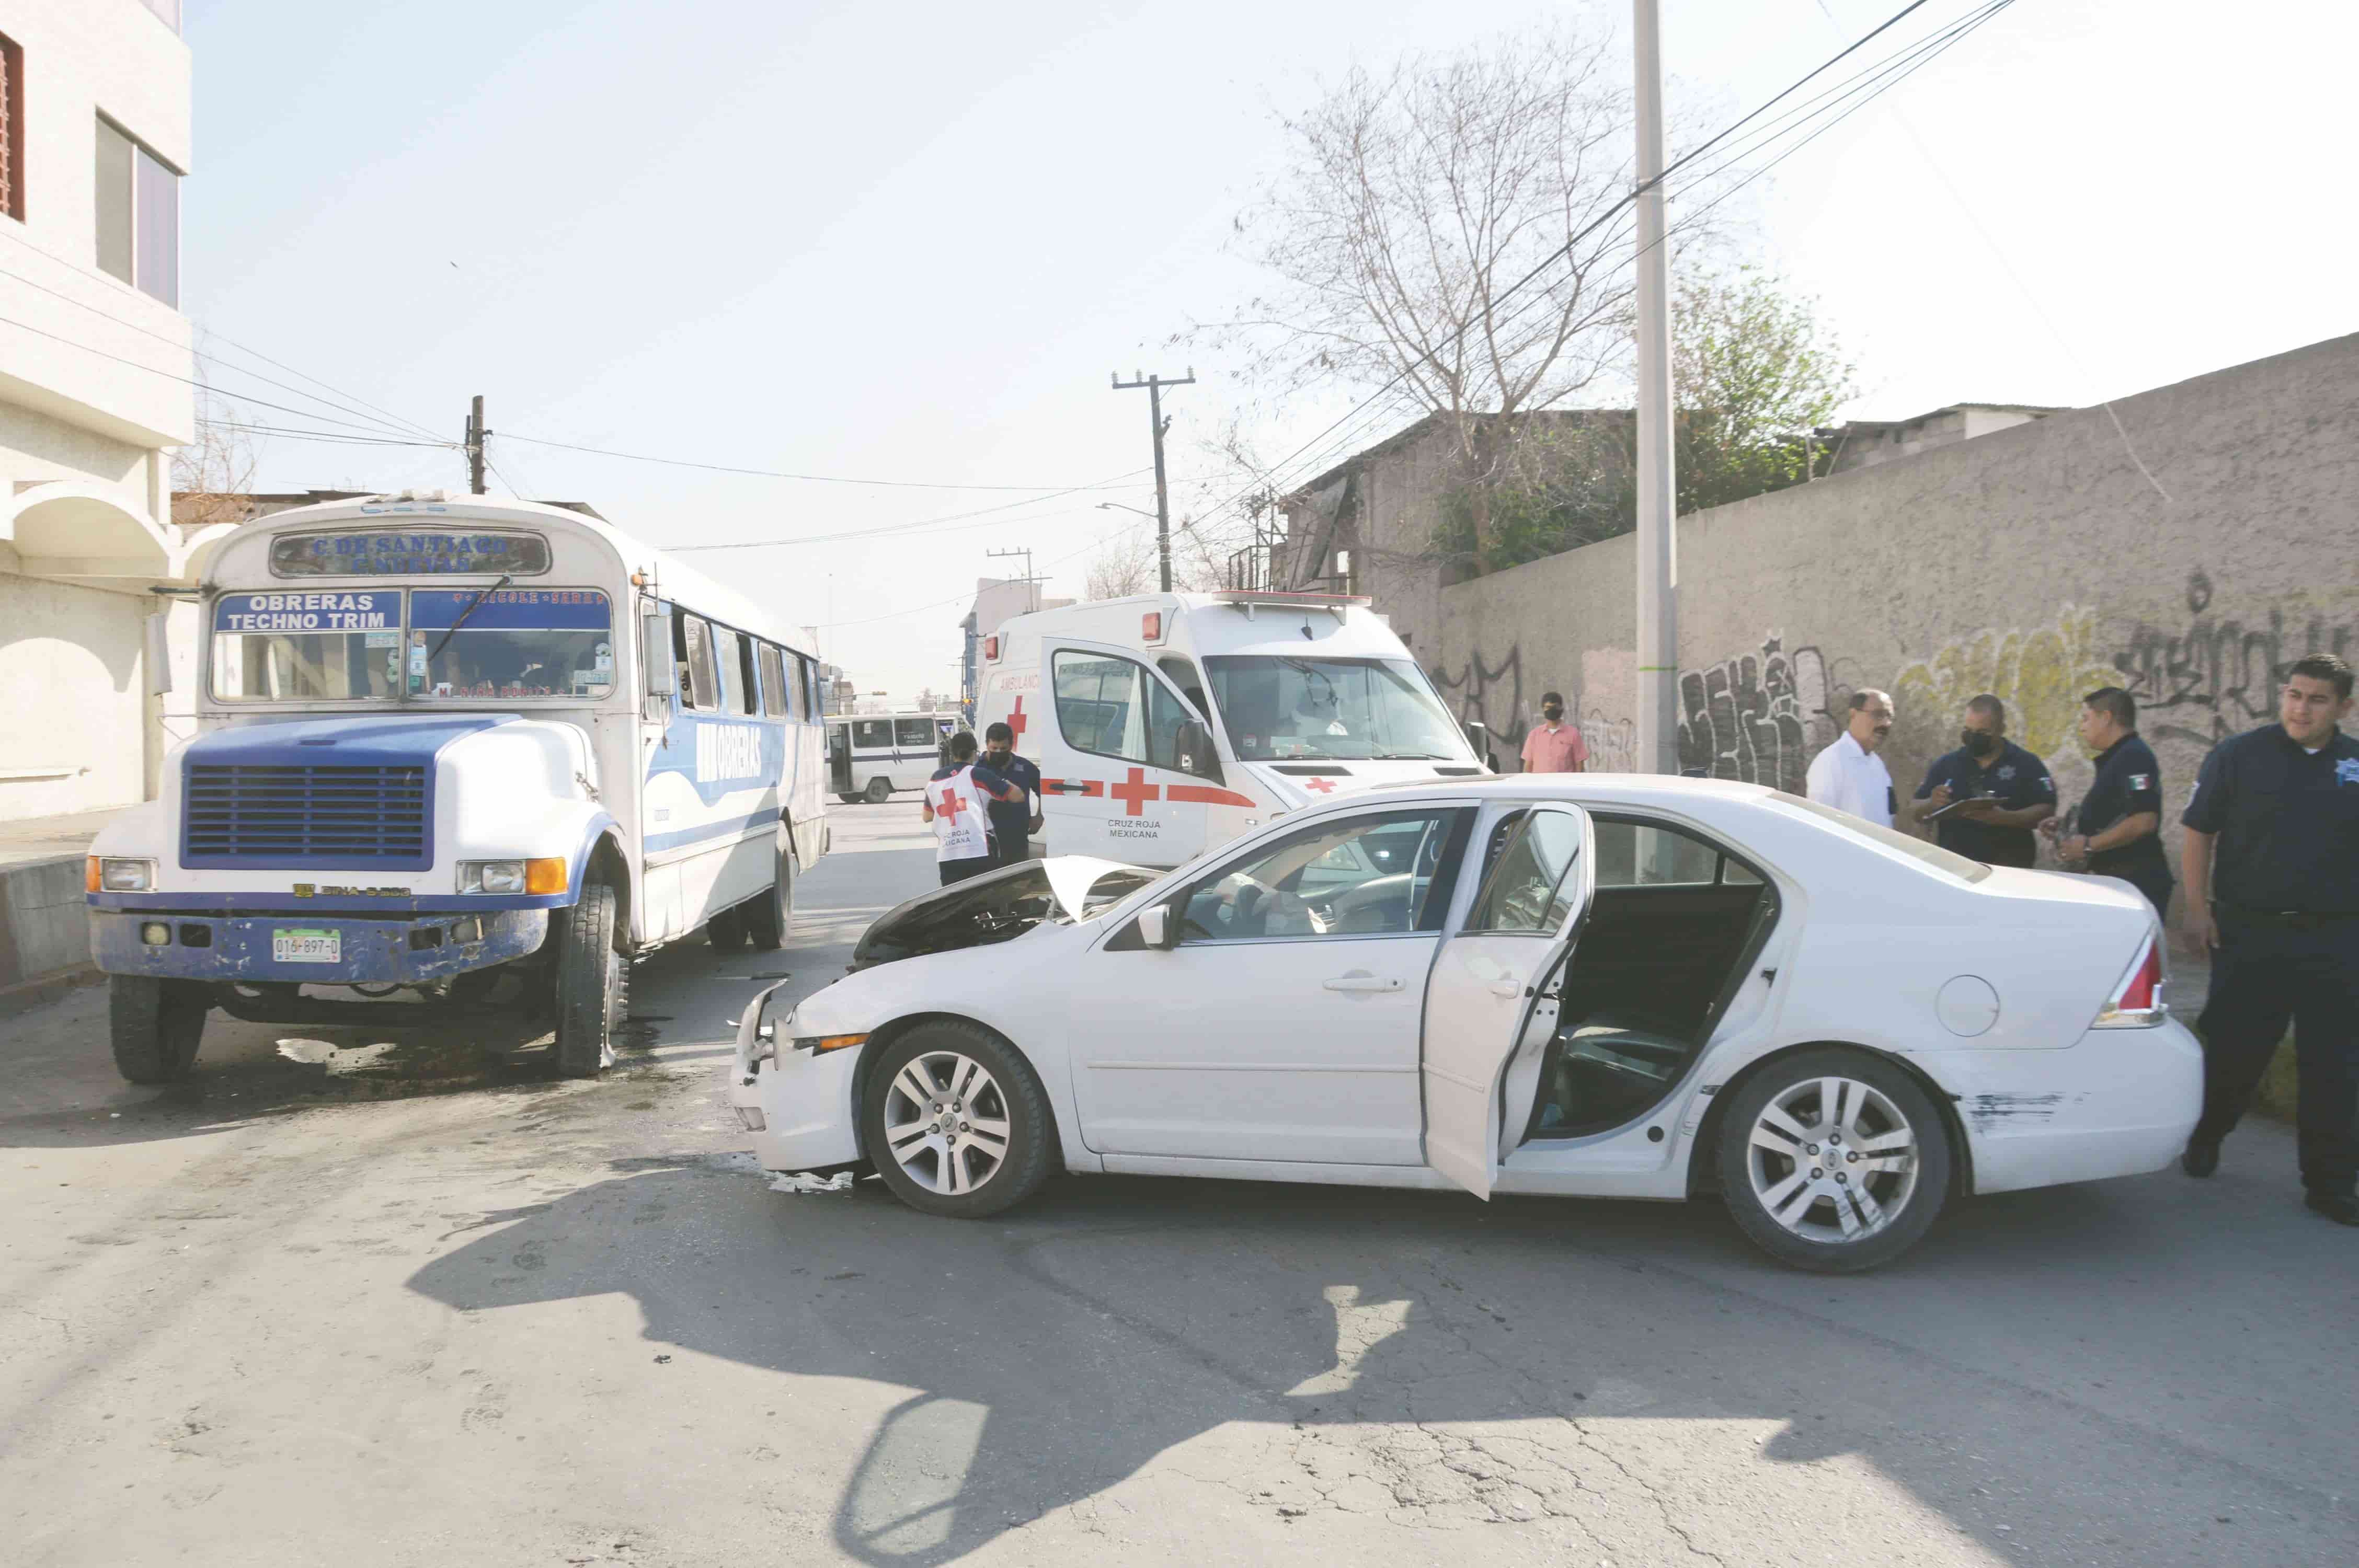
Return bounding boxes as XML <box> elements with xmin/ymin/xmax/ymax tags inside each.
<box><xmin>0</xmin><ymin>806</ymin><xmax>128</xmax><ymax>1009</ymax></box>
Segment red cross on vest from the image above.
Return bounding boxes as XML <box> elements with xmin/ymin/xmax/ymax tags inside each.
<box><xmin>1006</xmin><ymin>697</ymin><xmax>1028</xmax><ymax>745</ymax></box>
<box><xmin>1304</xmin><ymin>777</ymin><xmax>1337</xmax><ymax>794</ymax></box>
<box><xmin>934</xmin><ymin>785</ymin><xmax>969</xmax><ymax>824</ymax></box>
<box><xmin>1109</xmin><ymin>766</ymin><xmax>1159</xmax><ymax>816</ymax></box>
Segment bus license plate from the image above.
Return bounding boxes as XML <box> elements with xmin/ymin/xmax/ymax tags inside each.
<box><xmin>273</xmin><ymin>928</ymin><xmax>341</xmax><ymax>964</ymax></box>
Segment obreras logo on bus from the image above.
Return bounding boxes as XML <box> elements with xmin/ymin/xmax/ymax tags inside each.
<box><xmin>214</xmin><ymin>592</ymin><xmax>393</xmax><ymax>633</ymax></box>
<box><xmin>696</xmin><ymin>724</ymin><xmax>767</xmax><ymax>784</ymax></box>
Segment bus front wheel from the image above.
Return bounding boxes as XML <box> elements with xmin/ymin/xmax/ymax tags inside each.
<box><xmin>554</xmin><ymin>882</ymin><xmax>625</xmax><ymax>1078</ymax></box>
<box><xmin>109</xmin><ymin>976</ymin><xmax>208</xmax><ymax>1084</ymax></box>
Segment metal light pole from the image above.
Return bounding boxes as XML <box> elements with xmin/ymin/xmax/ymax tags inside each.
<box><xmin>1632</xmin><ymin>0</ymin><xmax>1680</xmax><ymax>776</ymax></box>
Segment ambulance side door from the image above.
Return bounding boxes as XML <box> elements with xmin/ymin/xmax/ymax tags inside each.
<box><xmin>1039</xmin><ymin>641</ymin><xmax>1236</xmax><ymax>869</ymax></box>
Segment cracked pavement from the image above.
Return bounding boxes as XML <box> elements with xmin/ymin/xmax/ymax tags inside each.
<box><xmin>4</xmin><ymin>802</ymin><xmax>2355</xmax><ymax>1566</ymax></box>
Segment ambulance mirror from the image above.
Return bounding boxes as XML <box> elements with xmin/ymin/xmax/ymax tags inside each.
<box><xmin>1175</xmin><ymin>719</ymin><xmax>1215</xmax><ymax>778</ymax></box>
<box><xmin>1463</xmin><ymin>720</ymin><xmax>1493</xmax><ymax>770</ymax></box>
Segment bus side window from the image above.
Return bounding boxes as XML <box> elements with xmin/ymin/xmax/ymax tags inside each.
<box><xmin>711</xmin><ymin>627</ymin><xmax>754</xmax><ymax>716</ymax></box>
<box><xmin>679</xmin><ymin>616</ymin><xmax>718</xmax><ymax>711</ymax></box>
<box><xmin>736</xmin><ymin>634</ymin><xmax>761</xmax><ymax>716</ymax></box>
<box><xmin>759</xmin><ymin>643</ymin><xmax>791</xmax><ymax>718</ymax></box>
<box><xmin>801</xmin><ymin>655</ymin><xmax>822</xmax><ymax>717</ymax></box>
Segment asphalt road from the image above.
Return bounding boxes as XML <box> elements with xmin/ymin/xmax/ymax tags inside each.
<box><xmin>3</xmin><ymin>801</ymin><xmax>2353</xmax><ymax>1567</ymax></box>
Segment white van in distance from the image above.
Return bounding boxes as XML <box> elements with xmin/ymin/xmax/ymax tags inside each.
<box><xmin>826</xmin><ymin>711</ymin><xmax>962</xmax><ymax>803</ymax></box>
<box><xmin>974</xmin><ymin>590</ymin><xmax>1488</xmax><ymax>868</ymax></box>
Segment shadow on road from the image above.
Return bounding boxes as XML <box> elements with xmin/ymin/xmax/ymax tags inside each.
<box><xmin>406</xmin><ymin>1159</ymin><xmax>2351</xmax><ymax>1566</ymax></box>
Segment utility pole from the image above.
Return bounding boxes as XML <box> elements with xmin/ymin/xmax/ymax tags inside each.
<box><xmin>1111</xmin><ymin>368</ymin><xmax>1194</xmax><ymax>592</ymax></box>
<box><xmin>984</xmin><ymin>546</ymin><xmax>1041</xmax><ymax>614</ymax></box>
<box><xmin>1632</xmin><ymin>2</ymin><xmax>1679</xmax><ymax>775</ymax></box>
<box><xmin>463</xmin><ymin>395</ymin><xmax>489</xmax><ymax>495</ymax></box>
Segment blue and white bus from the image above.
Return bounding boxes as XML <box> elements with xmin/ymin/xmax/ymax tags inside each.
<box><xmin>84</xmin><ymin>491</ymin><xmax>831</xmax><ymax>1080</ymax></box>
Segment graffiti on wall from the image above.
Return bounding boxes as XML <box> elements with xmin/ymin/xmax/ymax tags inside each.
<box><xmin>1582</xmin><ymin>708</ymin><xmax>1637</xmax><ymax>773</ymax></box>
<box><xmin>1430</xmin><ymin>646</ymin><xmax>1526</xmax><ymax>765</ymax></box>
<box><xmin>1676</xmin><ymin>634</ymin><xmax>1838</xmax><ymax>795</ymax></box>
<box><xmin>2110</xmin><ymin>570</ymin><xmax>2359</xmax><ymax>746</ymax></box>
<box><xmin>1892</xmin><ymin>604</ymin><xmax>2118</xmax><ymax>764</ymax></box>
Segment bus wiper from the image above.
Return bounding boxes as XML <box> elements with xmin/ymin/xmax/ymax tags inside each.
<box><xmin>426</xmin><ymin>574</ymin><xmax>514</xmax><ymax>664</ymax></box>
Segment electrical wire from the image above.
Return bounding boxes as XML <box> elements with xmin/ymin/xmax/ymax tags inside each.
<box><xmin>207</xmin><ymin>419</ymin><xmax>454</xmax><ymax>449</ymax></box>
<box><xmin>498</xmin><ymin>429</ymin><xmax>1156</xmax><ymax>494</ymax></box>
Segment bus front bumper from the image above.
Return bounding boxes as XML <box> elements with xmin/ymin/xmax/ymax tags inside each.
<box><xmin>90</xmin><ymin>908</ymin><xmax>549</xmax><ymax>985</ymax></box>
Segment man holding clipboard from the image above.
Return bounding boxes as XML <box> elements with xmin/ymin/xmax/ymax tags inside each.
<box><xmin>1910</xmin><ymin>694</ymin><xmax>2056</xmax><ymax>868</ymax></box>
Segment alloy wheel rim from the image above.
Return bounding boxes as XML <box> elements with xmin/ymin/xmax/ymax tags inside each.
<box><xmin>883</xmin><ymin>1051</ymin><xmax>1012</xmax><ymax>1196</ymax></box>
<box><xmin>1746</xmin><ymin>1075</ymin><xmax>1919</xmax><ymax>1243</ymax></box>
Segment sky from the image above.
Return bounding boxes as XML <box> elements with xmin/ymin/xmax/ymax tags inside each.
<box><xmin>178</xmin><ymin>0</ymin><xmax>2359</xmax><ymax>702</ymax></box>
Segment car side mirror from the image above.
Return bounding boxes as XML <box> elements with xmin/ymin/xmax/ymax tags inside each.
<box><xmin>1136</xmin><ymin>903</ymin><xmax>1177</xmax><ymax>950</ymax></box>
<box><xmin>1174</xmin><ymin>718</ymin><xmax>1217</xmax><ymax>779</ymax></box>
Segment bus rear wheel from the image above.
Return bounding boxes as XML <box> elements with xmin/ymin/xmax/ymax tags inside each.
<box><xmin>109</xmin><ymin>976</ymin><xmax>208</xmax><ymax>1084</ymax></box>
<box><xmin>864</xmin><ymin>777</ymin><xmax>893</xmax><ymax>804</ymax></box>
<box><xmin>554</xmin><ymin>882</ymin><xmax>625</xmax><ymax>1078</ymax></box>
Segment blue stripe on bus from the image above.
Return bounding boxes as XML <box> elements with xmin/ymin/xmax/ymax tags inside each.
<box><xmin>643</xmin><ymin>806</ymin><xmax>782</xmax><ymax>854</ymax></box>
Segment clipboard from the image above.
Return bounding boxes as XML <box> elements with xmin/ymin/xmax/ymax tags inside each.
<box><xmin>1923</xmin><ymin>794</ymin><xmax>1995</xmax><ymax>821</ymax></box>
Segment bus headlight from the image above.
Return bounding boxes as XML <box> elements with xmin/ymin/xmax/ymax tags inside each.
<box><xmin>90</xmin><ymin>857</ymin><xmax>155</xmax><ymax>892</ymax></box>
<box><xmin>460</xmin><ymin>860</ymin><xmax>527</xmax><ymax>894</ymax></box>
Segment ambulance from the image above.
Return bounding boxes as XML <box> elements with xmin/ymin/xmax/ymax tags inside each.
<box><xmin>974</xmin><ymin>590</ymin><xmax>1489</xmax><ymax>869</ymax></box>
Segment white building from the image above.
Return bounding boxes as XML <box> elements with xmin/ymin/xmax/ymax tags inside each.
<box><xmin>0</xmin><ymin>0</ymin><xmax>202</xmax><ymax>825</ymax></box>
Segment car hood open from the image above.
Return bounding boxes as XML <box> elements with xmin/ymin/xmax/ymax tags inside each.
<box><xmin>847</xmin><ymin>856</ymin><xmax>1161</xmax><ymax>972</ymax></box>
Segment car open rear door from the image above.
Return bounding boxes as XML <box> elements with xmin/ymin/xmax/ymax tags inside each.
<box><xmin>1421</xmin><ymin>804</ymin><xmax>1595</xmax><ymax>1198</ymax></box>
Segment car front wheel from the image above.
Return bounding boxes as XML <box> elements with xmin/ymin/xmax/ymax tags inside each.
<box><xmin>860</xmin><ymin>1022</ymin><xmax>1053</xmax><ymax>1218</ymax></box>
<box><xmin>1716</xmin><ymin>1047</ymin><xmax>1950</xmax><ymax>1273</ymax></box>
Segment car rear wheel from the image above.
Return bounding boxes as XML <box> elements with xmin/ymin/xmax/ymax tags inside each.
<box><xmin>864</xmin><ymin>777</ymin><xmax>894</xmax><ymax>804</ymax></box>
<box><xmin>1717</xmin><ymin>1048</ymin><xmax>1950</xmax><ymax>1273</ymax></box>
<box><xmin>861</xmin><ymin>1022</ymin><xmax>1053</xmax><ymax>1218</ymax></box>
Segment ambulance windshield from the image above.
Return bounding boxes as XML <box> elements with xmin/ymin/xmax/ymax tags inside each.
<box><xmin>1203</xmin><ymin>656</ymin><xmax>1471</xmax><ymax>763</ymax></box>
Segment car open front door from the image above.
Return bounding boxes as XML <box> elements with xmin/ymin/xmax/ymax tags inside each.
<box><xmin>1421</xmin><ymin>804</ymin><xmax>1595</xmax><ymax>1198</ymax></box>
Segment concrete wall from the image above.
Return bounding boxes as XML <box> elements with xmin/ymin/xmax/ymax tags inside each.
<box><xmin>1424</xmin><ymin>332</ymin><xmax>2359</xmax><ymax>924</ymax></box>
<box><xmin>0</xmin><ymin>573</ymin><xmax>153</xmax><ymax>817</ymax></box>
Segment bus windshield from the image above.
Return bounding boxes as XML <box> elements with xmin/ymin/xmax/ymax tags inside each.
<box><xmin>1202</xmin><ymin>655</ymin><xmax>1472</xmax><ymax>763</ymax></box>
<box><xmin>410</xmin><ymin>589</ymin><xmax>614</xmax><ymax>699</ymax></box>
<box><xmin>209</xmin><ymin>588</ymin><xmax>615</xmax><ymax>702</ymax></box>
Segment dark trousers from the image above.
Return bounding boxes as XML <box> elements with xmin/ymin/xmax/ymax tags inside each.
<box><xmin>938</xmin><ymin>856</ymin><xmax>993</xmax><ymax>887</ymax></box>
<box><xmin>991</xmin><ymin>834</ymin><xmax>1030</xmax><ymax>870</ymax></box>
<box><xmin>2112</xmin><ymin>862</ymin><xmax>2174</xmax><ymax>919</ymax></box>
<box><xmin>2193</xmin><ymin>912</ymin><xmax>2359</xmax><ymax>1196</ymax></box>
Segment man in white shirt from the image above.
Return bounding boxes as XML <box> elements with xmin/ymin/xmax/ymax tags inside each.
<box><xmin>1805</xmin><ymin>688</ymin><xmax>1898</xmax><ymax>827</ymax></box>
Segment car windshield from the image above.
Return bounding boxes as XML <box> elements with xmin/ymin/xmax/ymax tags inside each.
<box><xmin>1202</xmin><ymin>655</ymin><xmax>1471</xmax><ymax>763</ymax></box>
<box><xmin>409</xmin><ymin>589</ymin><xmax>615</xmax><ymax>700</ymax></box>
<box><xmin>1769</xmin><ymin>791</ymin><xmax>1995</xmax><ymax>883</ymax></box>
<box><xmin>210</xmin><ymin>590</ymin><xmax>405</xmax><ymax>701</ymax></box>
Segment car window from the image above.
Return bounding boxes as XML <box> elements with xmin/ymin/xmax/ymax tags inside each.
<box><xmin>1593</xmin><ymin>819</ymin><xmax>1722</xmax><ymax>888</ymax></box>
<box><xmin>1176</xmin><ymin>809</ymin><xmax>1467</xmax><ymax>943</ymax></box>
<box><xmin>852</xmin><ymin>719</ymin><xmax>893</xmax><ymax>749</ymax></box>
<box><xmin>1053</xmin><ymin>650</ymin><xmax>1145</xmax><ymax>763</ymax></box>
<box><xmin>895</xmin><ymin>717</ymin><xmax>937</xmax><ymax>748</ymax></box>
<box><xmin>1468</xmin><ymin>809</ymin><xmax>1585</xmax><ymax>933</ymax></box>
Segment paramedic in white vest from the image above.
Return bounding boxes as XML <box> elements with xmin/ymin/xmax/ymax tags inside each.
<box><xmin>1805</xmin><ymin>688</ymin><xmax>1898</xmax><ymax>828</ymax></box>
<box><xmin>923</xmin><ymin>731</ymin><xmax>1029</xmax><ymax>886</ymax></box>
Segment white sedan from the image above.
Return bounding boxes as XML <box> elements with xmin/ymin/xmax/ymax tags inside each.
<box><xmin>731</xmin><ymin>776</ymin><xmax>2199</xmax><ymax>1272</ymax></box>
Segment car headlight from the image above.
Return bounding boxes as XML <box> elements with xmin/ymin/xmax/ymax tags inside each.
<box><xmin>90</xmin><ymin>857</ymin><xmax>155</xmax><ymax>892</ymax></box>
<box><xmin>460</xmin><ymin>858</ymin><xmax>569</xmax><ymax>894</ymax></box>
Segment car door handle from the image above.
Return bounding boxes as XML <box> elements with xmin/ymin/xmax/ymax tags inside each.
<box><xmin>1322</xmin><ymin>976</ymin><xmax>1403</xmax><ymax>993</ymax></box>
<box><xmin>1044</xmin><ymin>781</ymin><xmax>1089</xmax><ymax>794</ymax></box>
<box><xmin>1488</xmin><ymin>979</ymin><xmax>1524</xmax><ymax>999</ymax></box>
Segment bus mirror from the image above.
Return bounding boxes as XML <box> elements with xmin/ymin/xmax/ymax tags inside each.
<box><xmin>144</xmin><ymin>613</ymin><xmax>173</xmax><ymax>696</ymax></box>
<box><xmin>641</xmin><ymin>615</ymin><xmax>674</xmax><ymax>706</ymax></box>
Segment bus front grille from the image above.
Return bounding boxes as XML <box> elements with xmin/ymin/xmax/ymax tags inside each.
<box><xmin>182</xmin><ymin>764</ymin><xmax>431</xmax><ymax>868</ymax></box>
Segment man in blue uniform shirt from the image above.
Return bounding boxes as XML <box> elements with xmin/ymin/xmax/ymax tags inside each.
<box><xmin>1909</xmin><ymin>694</ymin><xmax>2055</xmax><ymax>867</ymax></box>
<box><xmin>980</xmin><ymin>721</ymin><xmax>1044</xmax><ymax>869</ymax></box>
<box><xmin>2178</xmin><ymin>654</ymin><xmax>2359</xmax><ymax>1227</ymax></box>
<box><xmin>2049</xmin><ymin>687</ymin><xmax>2173</xmax><ymax>916</ymax></box>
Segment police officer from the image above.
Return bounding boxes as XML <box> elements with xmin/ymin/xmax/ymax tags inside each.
<box><xmin>980</xmin><ymin>721</ymin><xmax>1043</xmax><ymax>869</ymax></box>
<box><xmin>1909</xmin><ymin>694</ymin><xmax>2055</xmax><ymax>867</ymax></box>
<box><xmin>2179</xmin><ymin>654</ymin><xmax>2359</xmax><ymax>1227</ymax></box>
<box><xmin>2046</xmin><ymin>686</ymin><xmax>2172</xmax><ymax>916</ymax></box>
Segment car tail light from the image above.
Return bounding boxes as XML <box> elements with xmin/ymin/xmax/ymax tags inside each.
<box><xmin>2092</xmin><ymin>935</ymin><xmax>2167</xmax><ymax>1029</ymax></box>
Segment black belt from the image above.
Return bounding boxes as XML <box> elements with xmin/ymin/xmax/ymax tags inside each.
<box><xmin>2221</xmin><ymin>905</ymin><xmax>2359</xmax><ymax>928</ymax></box>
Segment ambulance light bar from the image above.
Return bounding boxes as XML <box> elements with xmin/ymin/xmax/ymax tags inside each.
<box><xmin>1209</xmin><ymin>589</ymin><xmax>1371</xmax><ymax>620</ymax></box>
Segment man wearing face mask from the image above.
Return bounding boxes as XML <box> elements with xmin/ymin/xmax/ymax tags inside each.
<box><xmin>1519</xmin><ymin>691</ymin><xmax>1587</xmax><ymax>774</ymax></box>
<box><xmin>1909</xmin><ymin>694</ymin><xmax>2055</xmax><ymax>867</ymax></box>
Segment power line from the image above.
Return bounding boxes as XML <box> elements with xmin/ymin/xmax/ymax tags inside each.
<box><xmin>661</xmin><ymin>465</ymin><xmax>1160</xmax><ymax>552</ymax></box>
<box><xmin>208</xmin><ymin>419</ymin><xmax>453</xmax><ymax>449</ymax></box>
<box><xmin>498</xmin><ymin>429</ymin><xmax>1156</xmax><ymax>494</ymax></box>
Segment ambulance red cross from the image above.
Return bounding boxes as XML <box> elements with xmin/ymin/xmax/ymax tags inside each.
<box><xmin>976</xmin><ymin>591</ymin><xmax>1487</xmax><ymax>869</ymax></box>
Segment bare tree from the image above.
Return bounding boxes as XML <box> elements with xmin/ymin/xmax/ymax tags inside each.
<box><xmin>1083</xmin><ymin>528</ymin><xmax>1159</xmax><ymax>601</ymax></box>
<box><xmin>1211</xmin><ymin>20</ymin><xmax>1729</xmax><ymax>568</ymax></box>
<box><xmin>170</xmin><ymin>394</ymin><xmax>259</xmax><ymax>535</ymax></box>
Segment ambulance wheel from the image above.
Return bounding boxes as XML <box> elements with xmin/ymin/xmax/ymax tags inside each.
<box><xmin>864</xmin><ymin>777</ymin><xmax>893</xmax><ymax>804</ymax></box>
<box><xmin>707</xmin><ymin>904</ymin><xmax>747</xmax><ymax>952</ymax></box>
<box><xmin>742</xmin><ymin>848</ymin><xmax>793</xmax><ymax>951</ymax></box>
<box><xmin>109</xmin><ymin>976</ymin><xmax>208</xmax><ymax>1085</ymax></box>
<box><xmin>554</xmin><ymin>882</ymin><xmax>624</xmax><ymax>1078</ymax></box>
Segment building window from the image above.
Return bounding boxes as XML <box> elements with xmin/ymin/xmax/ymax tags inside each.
<box><xmin>94</xmin><ymin>115</ymin><xmax>179</xmax><ymax>306</ymax></box>
<box><xmin>1</xmin><ymin>33</ymin><xmax>22</xmax><ymax>223</ymax></box>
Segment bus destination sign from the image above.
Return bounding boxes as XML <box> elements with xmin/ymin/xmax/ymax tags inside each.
<box><xmin>269</xmin><ymin>531</ymin><xmax>551</xmax><ymax>578</ymax></box>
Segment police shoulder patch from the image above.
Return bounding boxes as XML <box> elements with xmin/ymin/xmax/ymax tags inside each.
<box><xmin>2128</xmin><ymin>773</ymin><xmax>2151</xmax><ymax>791</ymax></box>
<box><xmin>2337</xmin><ymin>757</ymin><xmax>2359</xmax><ymax>787</ymax></box>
